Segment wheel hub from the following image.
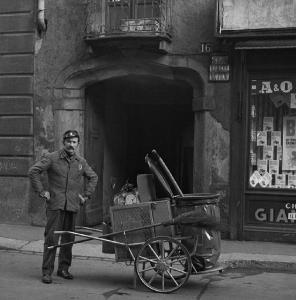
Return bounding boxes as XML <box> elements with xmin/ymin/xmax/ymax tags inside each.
<box><xmin>155</xmin><ymin>260</ymin><xmax>169</xmax><ymax>273</ymax></box>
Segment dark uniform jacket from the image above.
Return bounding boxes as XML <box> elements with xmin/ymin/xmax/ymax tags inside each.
<box><xmin>28</xmin><ymin>149</ymin><xmax>98</xmax><ymax>212</ymax></box>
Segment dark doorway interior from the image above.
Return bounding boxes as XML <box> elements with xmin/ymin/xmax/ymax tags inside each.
<box><xmin>126</xmin><ymin>103</ymin><xmax>193</xmax><ymax>195</ymax></box>
<box><xmin>85</xmin><ymin>75</ymin><xmax>193</xmax><ymax>224</ymax></box>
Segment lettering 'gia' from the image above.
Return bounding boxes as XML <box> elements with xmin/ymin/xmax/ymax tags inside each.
<box><xmin>255</xmin><ymin>208</ymin><xmax>295</xmax><ymax>223</ymax></box>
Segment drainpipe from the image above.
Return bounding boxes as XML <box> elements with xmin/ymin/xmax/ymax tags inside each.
<box><xmin>37</xmin><ymin>0</ymin><xmax>47</xmax><ymax>36</ymax></box>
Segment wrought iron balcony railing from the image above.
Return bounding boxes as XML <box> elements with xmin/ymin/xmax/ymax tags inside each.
<box><xmin>85</xmin><ymin>0</ymin><xmax>172</xmax><ymax>38</ymax></box>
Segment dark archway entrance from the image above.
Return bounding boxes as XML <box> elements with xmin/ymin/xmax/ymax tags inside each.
<box><xmin>85</xmin><ymin>75</ymin><xmax>194</xmax><ymax>224</ymax></box>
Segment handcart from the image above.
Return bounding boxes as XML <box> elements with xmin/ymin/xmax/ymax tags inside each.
<box><xmin>50</xmin><ymin>150</ymin><xmax>224</xmax><ymax>293</ymax></box>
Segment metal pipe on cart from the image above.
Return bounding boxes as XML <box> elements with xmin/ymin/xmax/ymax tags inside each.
<box><xmin>76</xmin><ymin>226</ymin><xmax>103</xmax><ymax>233</ymax></box>
<box><xmin>48</xmin><ymin>222</ymin><xmax>164</xmax><ymax>250</ymax></box>
<box><xmin>48</xmin><ymin>230</ymin><xmax>147</xmax><ymax>250</ymax></box>
<box><xmin>92</xmin><ymin>222</ymin><xmax>164</xmax><ymax>239</ymax></box>
<box><xmin>47</xmin><ymin>237</ymin><xmax>94</xmax><ymax>249</ymax></box>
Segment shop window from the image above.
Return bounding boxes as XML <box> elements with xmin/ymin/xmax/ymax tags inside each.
<box><xmin>248</xmin><ymin>78</ymin><xmax>296</xmax><ymax>189</ymax></box>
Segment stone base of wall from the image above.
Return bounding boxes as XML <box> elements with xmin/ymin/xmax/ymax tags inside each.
<box><xmin>0</xmin><ymin>177</ymin><xmax>31</xmax><ymax>224</ymax></box>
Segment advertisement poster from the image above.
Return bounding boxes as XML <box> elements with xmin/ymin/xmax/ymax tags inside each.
<box><xmin>259</xmin><ymin>172</ymin><xmax>272</xmax><ymax>188</ymax></box>
<box><xmin>288</xmin><ymin>174</ymin><xmax>296</xmax><ymax>188</ymax></box>
<box><xmin>275</xmin><ymin>174</ymin><xmax>286</xmax><ymax>188</ymax></box>
<box><xmin>271</xmin><ymin>131</ymin><xmax>281</xmax><ymax>146</ymax></box>
<box><xmin>283</xmin><ymin>116</ymin><xmax>296</xmax><ymax>170</ymax></box>
<box><xmin>263</xmin><ymin>146</ymin><xmax>273</xmax><ymax>160</ymax></box>
<box><xmin>291</xmin><ymin>93</ymin><xmax>296</xmax><ymax>108</ymax></box>
<box><xmin>263</xmin><ymin>117</ymin><xmax>273</xmax><ymax>131</ymax></box>
<box><xmin>269</xmin><ymin>160</ymin><xmax>279</xmax><ymax>174</ymax></box>
<box><xmin>257</xmin><ymin>131</ymin><xmax>267</xmax><ymax>146</ymax></box>
<box><xmin>257</xmin><ymin>160</ymin><xmax>267</xmax><ymax>175</ymax></box>
<box><xmin>276</xmin><ymin>145</ymin><xmax>283</xmax><ymax>160</ymax></box>
<box><xmin>249</xmin><ymin>170</ymin><xmax>261</xmax><ymax>187</ymax></box>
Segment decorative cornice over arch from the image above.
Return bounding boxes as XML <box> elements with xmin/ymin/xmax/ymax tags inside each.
<box><xmin>53</xmin><ymin>55</ymin><xmax>213</xmax><ymax>103</ymax></box>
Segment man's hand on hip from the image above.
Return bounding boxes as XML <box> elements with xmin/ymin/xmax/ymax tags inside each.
<box><xmin>40</xmin><ymin>191</ymin><xmax>50</xmax><ymax>201</ymax></box>
<box><xmin>79</xmin><ymin>194</ymin><xmax>88</xmax><ymax>205</ymax></box>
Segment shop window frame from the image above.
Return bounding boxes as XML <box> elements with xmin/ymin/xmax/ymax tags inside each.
<box><xmin>246</xmin><ymin>71</ymin><xmax>296</xmax><ymax>193</ymax></box>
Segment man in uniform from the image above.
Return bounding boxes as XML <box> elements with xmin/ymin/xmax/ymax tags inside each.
<box><xmin>28</xmin><ymin>130</ymin><xmax>98</xmax><ymax>284</ymax></box>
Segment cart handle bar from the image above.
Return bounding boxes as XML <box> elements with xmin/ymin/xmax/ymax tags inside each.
<box><xmin>49</xmin><ymin>221</ymin><xmax>166</xmax><ymax>250</ymax></box>
<box><xmin>48</xmin><ymin>230</ymin><xmax>147</xmax><ymax>250</ymax></box>
<box><xmin>75</xmin><ymin>226</ymin><xmax>103</xmax><ymax>233</ymax></box>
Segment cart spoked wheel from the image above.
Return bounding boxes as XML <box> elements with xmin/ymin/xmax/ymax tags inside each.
<box><xmin>135</xmin><ymin>236</ymin><xmax>192</xmax><ymax>293</ymax></box>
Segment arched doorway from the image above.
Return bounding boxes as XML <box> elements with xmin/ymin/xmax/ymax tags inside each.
<box><xmin>53</xmin><ymin>57</ymin><xmax>212</xmax><ymax>226</ymax></box>
<box><xmin>85</xmin><ymin>75</ymin><xmax>194</xmax><ymax>224</ymax></box>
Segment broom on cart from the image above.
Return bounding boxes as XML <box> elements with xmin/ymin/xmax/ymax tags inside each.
<box><xmin>161</xmin><ymin>209</ymin><xmax>223</xmax><ymax>231</ymax></box>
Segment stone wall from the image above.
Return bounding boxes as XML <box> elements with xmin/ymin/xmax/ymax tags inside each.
<box><xmin>0</xmin><ymin>0</ymin><xmax>35</xmax><ymax>223</ymax></box>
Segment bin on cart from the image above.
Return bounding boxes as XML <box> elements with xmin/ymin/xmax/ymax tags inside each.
<box><xmin>144</xmin><ymin>150</ymin><xmax>221</xmax><ymax>270</ymax></box>
<box><xmin>174</xmin><ymin>193</ymin><xmax>221</xmax><ymax>269</ymax></box>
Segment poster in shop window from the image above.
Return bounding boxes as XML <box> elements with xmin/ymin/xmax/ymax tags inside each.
<box><xmin>257</xmin><ymin>131</ymin><xmax>267</xmax><ymax>146</ymax></box>
<box><xmin>283</xmin><ymin>116</ymin><xmax>296</xmax><ymax>170</ymax></box>
<box><xmin>276</xmin><ymin>174</ymin><xmax>286</xmax><ymax>188</ymax></box>
<box><xmin>269</xmin><ymin>160</ymin><xmax>279</xmax><ymax>174</ymax></box>
<box><xmin>257</xmin><ymin>160</ymin><xmax>267</xmax><ymax>175</ymax></box>
<box><xmin>271</xmin><ymin>131</ymin><xmax>281</xmax><ymax>146</ymax></box>
<box><xmin>288</xmin><ymin>175</ymin><xmax>296</xmax><ymax>189</ymax></box>
<box><xmin>276</xmin><ymin>145</ymin><xmax>283</xmax><ymax>160</ymax></box>
<box><xmin>288</xmin><ymin>174</ymin><xmax>296</xmax><ymax>188</ymax></box>
<box><xmin>263</xmin><ymin>146</ymin><xmax>273</xmax><ymax>160</ymax></box>
<box><xmin>263</xmin><ymin>117</ymin><xmax>273</xmax><ymax>131</ymax></box>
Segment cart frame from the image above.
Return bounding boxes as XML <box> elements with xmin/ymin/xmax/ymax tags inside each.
<box><xmin>51</xmin><ymin>221</ymin><xmax>223</xmax><ymax>293</ymax></box>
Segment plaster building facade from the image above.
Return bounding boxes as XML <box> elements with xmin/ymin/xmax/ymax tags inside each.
<box><xmin>1</xmin><ymin>0</ymin><xmax>295</xmax><ymax>242</ymax></box>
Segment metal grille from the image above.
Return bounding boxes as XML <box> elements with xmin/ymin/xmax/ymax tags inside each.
<box><xmin>85</xmin><ymin>0</ymin><xmax>172</xmax><ymax>36</ymax></box>
<box><xmin>110</xmin><ymin>200</ymin><xmax>173</xmax><ymax>261</ymax></box>
<box><xmin>111</xmin><ymin>203</ymin><xmax>154</xmax><ymax>261</ymax></box>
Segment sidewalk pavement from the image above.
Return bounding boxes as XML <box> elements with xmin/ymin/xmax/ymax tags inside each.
<box><xmin>1</xmin><ymin>223</ymin><xmax>296</xmax><ymax>272</ymax></box>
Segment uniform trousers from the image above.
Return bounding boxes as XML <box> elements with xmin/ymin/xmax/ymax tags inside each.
<box><xmin>42</xmin><ymin>209</ymin><xmax>76</xmax><ymax>275</ymax></box>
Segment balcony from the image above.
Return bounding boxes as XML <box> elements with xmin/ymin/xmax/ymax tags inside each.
<box><xmin>85</xmin><ymin>0</ymin><xmax>172</xmax><ymax>53</ymax></box>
